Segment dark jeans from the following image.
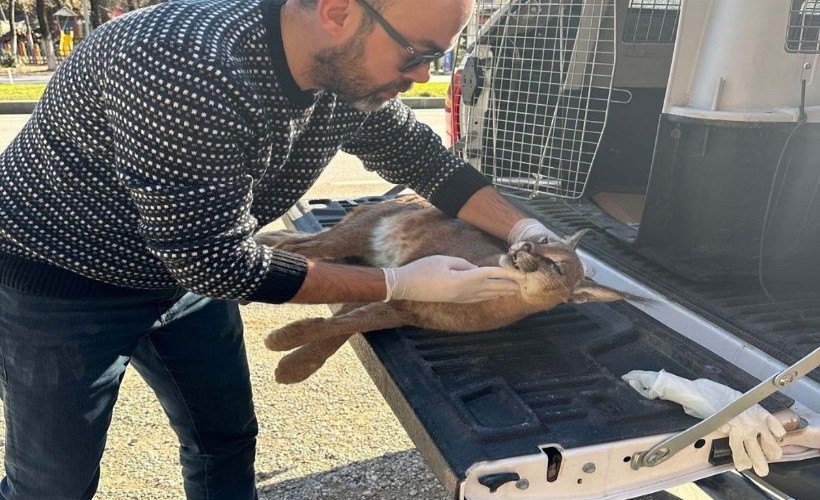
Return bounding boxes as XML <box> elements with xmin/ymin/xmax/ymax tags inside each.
<box><xmin>0</xmin><ymin>284</ymin><xmax>258</xmax><ymax>499</ymax></box>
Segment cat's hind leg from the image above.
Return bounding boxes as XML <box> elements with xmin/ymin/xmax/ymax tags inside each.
<box><xmin>274</xmin><ymin>334</ymin><xmax>352</xmax><ymax>384</ymax></box>
<box><xmin>272</xmin><ymin>302</ymin><xmax>363</xmax><ymax>384</ymax></box>
<box><xmin>265</xmin><ymin>302</ymin><xmax>415</xmax><ymax>351</ymax></box>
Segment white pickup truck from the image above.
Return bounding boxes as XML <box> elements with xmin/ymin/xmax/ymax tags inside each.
<box><xmin>286</xmin><ymin>1</ymin><xmax>820</xmax><ymax>498</ymax></box>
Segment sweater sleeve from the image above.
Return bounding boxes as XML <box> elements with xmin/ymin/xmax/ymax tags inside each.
<box><xmin>105</xmin><ymin>41</ymin><xmax>306</xmax><ymax>302</ymax></box>
<box><xmin>340</xmin><ymin>100</ymin><xmax>490</xmax><ymax>217</ymax></box>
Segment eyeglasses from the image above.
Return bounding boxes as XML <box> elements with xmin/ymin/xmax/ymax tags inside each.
<box><xmin>355</xmin><ymin>0</ymin><xmax>449</xmax><ymax>73</ymax></box>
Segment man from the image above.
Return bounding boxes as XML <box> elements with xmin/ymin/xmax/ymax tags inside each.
<box><xmin>0</xmin><ymin>0</ymin><xmax>552</xmax><ymax>498</ymax></box>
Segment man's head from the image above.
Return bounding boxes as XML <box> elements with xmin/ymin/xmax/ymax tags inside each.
<box><xmin>292</xmin><ymin>0</ymin><xmax>474</xmax><ymax>112</ymax></box>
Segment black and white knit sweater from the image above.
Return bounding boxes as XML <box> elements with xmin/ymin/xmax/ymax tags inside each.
<box><xmin>0</xmin><ymin>0</ymin><xmax>489</xmax><ymax>303</ymax></box>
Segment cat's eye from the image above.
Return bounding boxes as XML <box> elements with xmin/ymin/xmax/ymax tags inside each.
<box><xmin>550</xmin><ymin>262</ymin><xmax>563</xmax><ymax>275</ymax></box>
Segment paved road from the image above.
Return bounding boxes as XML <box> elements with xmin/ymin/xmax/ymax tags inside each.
<box><xmin>0</xmin><ymin>115</ymin><xmax>29</xmax><ymax>150</ymax></box>
<box><xmin>0</xmin><ymin>73</ymin><xmax>52</xmax><ymax>84</ymax></box>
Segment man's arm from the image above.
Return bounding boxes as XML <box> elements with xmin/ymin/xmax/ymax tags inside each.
<box><xmin>342</xmin><ymin>101</ymin><xmax>490</xmax><ymax>211</ymax></box>
<box><xmin>286</xmin><ymin>254</ymin><xmax>519</xmax><ymax>304</ymax></box>
<box><xmin>342</xmin><ymin>103</ymin><xmax>555</xmax><ymax>244</ymax></box>
<box><xmin>289</xmin><ymin>260</ymin><xmax>386</xmax><ymax>303</ymax></box>
<box><xmin>456</xmin><ymin>186</ymin><xmax>529</xmax><ymax>241</ymax></box>
<box><xmin>457</xmin><ymin>186</ymin><xmax>560</xmax><ymax>244</ymax></box>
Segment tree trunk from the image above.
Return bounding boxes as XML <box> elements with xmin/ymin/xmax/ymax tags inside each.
<box><xmin>80</xmin><ymin>0</ymin><xmax>92</xmax><ymax>34</ymax></box>
<box><xmin>23</xmin><ymin>8</ymin><xmax>35</xmax><ymax>63</ymax></box>
<box><xmin>10</xmin><ymin>1</ymin><xmax>18</xmax><ymax>64</ymax></box>
<box><xmin>90</xmin><ymin>0</ymin><xmax>102</xmax><ymax>28</ymax></box>
<box><xmin>35</xmin><ymin>0</ymin><xmax>57</xmax><ymax>70</ymax></box>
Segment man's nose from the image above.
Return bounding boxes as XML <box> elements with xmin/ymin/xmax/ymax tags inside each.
<box><xmin>405</xmin><ymin>62</ymin><xmax>432</xmax><ymax>83</ymax></box>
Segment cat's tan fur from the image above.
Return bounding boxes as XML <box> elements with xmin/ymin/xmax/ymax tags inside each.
<box><xmin>255</xmin><ymin>195</ymin><xmax>639</xmax><ymax>383</ymax></box>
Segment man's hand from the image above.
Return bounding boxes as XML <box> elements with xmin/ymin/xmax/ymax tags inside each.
<box><xmin>622</xmin><ymin>370</ymin><xmax>786</xmax><ymax>476</ymax></box>
<box><xmin>507</xmin><ymin>218</ymin><xmax>559</xmax><ymax>245</ymax></box>
<box><xmin>383</xmin><ymin>255</ymin><xmax>519</xmax><ymax>303</ymax></box>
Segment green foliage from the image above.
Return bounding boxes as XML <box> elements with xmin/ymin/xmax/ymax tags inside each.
<box><xmin>0</xmin><ymin>82</ymin><xmax>46</xmax><ymax>100</ymax></box>
<box><xmin>399</xmin><ymin>82</ymin><xmax>449</xmax><ymax>98</ymax></box>
<box><xmin>0</xmin><ymin>53</ymin><xmax>19</xmax><ymax>69</ymax></box>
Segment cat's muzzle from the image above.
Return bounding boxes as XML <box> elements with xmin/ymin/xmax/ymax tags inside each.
<box><xmin>503</xmin><ymin>242</ymin><xmax>540</xmax><ymax>273</ymax></box>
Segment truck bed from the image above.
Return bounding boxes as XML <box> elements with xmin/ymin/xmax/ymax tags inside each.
<box><xmin>283</xmin><ymin>196</ymin><xmax>795</xmax><ymax>498</ymax></box>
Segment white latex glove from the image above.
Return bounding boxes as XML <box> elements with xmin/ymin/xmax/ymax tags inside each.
<box><xmin>507</xmin><ymin>218</ymin><xmax>559</xmax><ymax>245</ymax></box>
<box><xmin>622</xmin><ymin>370</ymin><xmax>787</xmax><ymax>476</ymax></box>
<box><xmin>382</xmin><ymin>255</ymin><xmax>519</xmax><ymax>303</ymax></box>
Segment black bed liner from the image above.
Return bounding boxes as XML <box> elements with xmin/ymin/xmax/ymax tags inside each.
<box><xmin>514</xmin><ymin>195</ymin><xmax>820</xmax><ymax>384</ymax></box>
<box><xmin>285</xmin><ymin>196</ymin><xmax>794</xmax><ymax>497</ymax></box>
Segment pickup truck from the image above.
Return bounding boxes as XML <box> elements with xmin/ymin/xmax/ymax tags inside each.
<box><xmin>285</xmin><ymin>1</ymin><xmax>820</xmax><ymax>498</ymax></box>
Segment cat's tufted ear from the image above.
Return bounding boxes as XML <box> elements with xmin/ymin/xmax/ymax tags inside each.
<box><xmin>570</xmin><ymin>279</ymin><xmax>651</xmax><ymax>304</ymax></box>
<box><xmin>562</xmin><ymin>228</ymin><xmax>590</xmax><ymax>249</ymax></box>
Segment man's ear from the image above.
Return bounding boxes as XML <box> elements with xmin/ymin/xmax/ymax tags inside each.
<box><xmin>570</xmin><ymin>279</ymin><xmax>650</xmax><ymax>304</ymax></box>
<box><xmin>316</xmin><ymin>0</ymin><xmax>359</xmax><ymax>37</ymax></box>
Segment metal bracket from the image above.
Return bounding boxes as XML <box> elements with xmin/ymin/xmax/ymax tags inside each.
<box><xmin>382</xmin><ymin>185</ymin><xmax>407</xmax><ymax>198</ymax></box>
<box><xmin>631</xmin><ymin>347</ymin><xmax>820</xmax><ymax>470</ymax></box>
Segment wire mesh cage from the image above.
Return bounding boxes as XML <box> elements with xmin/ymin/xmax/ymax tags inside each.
<box><xmin>459</xmin><ymin>0</ymin><xmax>616</xmax><ymax>199</ymax></box>
<box><xmin>786</xmin><ymin>0</ymin><xmax>820</xmax><ymax>53</ymax></box>
<box><xmin>622</xmin><ymin>0</ymin><xmax>680</xmax><ymax>43</ymax></box>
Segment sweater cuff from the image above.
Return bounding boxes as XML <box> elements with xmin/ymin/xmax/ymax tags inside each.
<box><xmin>428</xmin><ymin>165</ymin><xmax>492</xmax><ymax>217</ymax></box>
<box><xmin>246</xmin><ymin>250</ymin><xmax>308</xmax><ymax>304</ymax></box>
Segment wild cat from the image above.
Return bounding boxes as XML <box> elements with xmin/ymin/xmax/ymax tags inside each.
<box><xmin>255</xmin><ymin>195</ymin><xmax>642</xmax><ymax>383</ymax></box>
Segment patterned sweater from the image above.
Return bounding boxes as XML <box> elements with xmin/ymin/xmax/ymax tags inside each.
<box><xmin>0</xmin><ymin>0</ymin><xmax>489</xmax><ymax>303</ymax></box>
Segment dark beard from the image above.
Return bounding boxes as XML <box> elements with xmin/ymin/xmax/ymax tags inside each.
<box><xmin>311</xmin><ymin>37</ymin><xmax>410</xmax><ymax>112</ymax></box>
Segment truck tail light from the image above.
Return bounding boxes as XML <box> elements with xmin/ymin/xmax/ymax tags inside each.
<box><xmin>444</xmin><ymin>69</ymin><xmax>463</xmax><ymax>149</ymax></box>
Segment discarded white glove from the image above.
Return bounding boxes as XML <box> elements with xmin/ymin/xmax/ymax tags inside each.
<box><xmin>507</xmin><ymin>218</ymin><xmax>559</xmax><ymax>245</ymax></box>
<box><xmin>622</xmin><ymin>369</ymin><xmax>787</xmax><ymax>476</ymax></box>
<box><xmin>382</xmin><ymin>255</ymin><xmax>519</xmax><ymax>303</ymax></box>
